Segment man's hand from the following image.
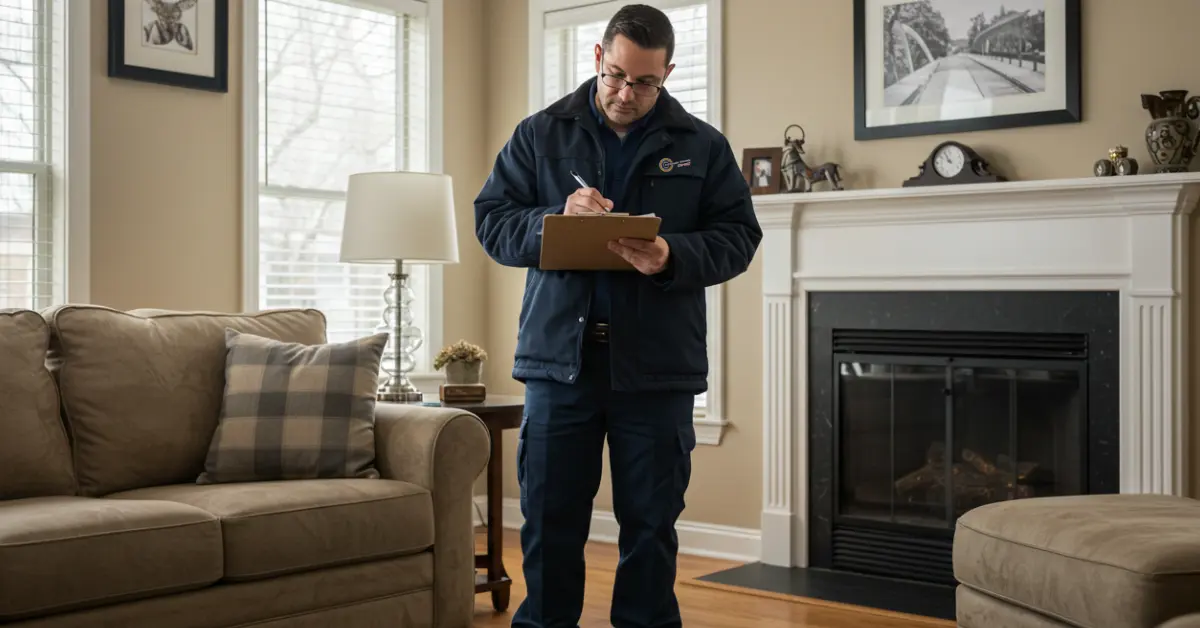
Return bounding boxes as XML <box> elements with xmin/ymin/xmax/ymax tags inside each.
<box><xmin>608</xmin><ymin>237</ymin><xmax>670</xmax><ymax>275</ymax></box>
<box><xmin>564</xmin><ymin>187</ymin><xmax>613</xmax><ymax>215</ymax></box>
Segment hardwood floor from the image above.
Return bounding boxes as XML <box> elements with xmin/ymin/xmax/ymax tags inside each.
<box><xmin>473</xmin><ymin>531</ymin><xmax>952</xmax><ymax>627</ymax></box>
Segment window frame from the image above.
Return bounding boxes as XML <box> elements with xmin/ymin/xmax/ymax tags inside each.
<box><xmin>527</xmin><ymin>0</ymin><xmax>727</xmax><ymax>445</ymax></box>
<box><xmin>240</xmin><ymin>0</ymin><xmax>446</xmax><ymax>393</ymax></box>
<box><xmin>0</xmin><ymin>0</ymin><xmax>90</xmax><ymax>308</ymax></box>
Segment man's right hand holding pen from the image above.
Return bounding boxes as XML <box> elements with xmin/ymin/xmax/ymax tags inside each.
<box><xmin>565</xmin><ymin>169</ymin><xmax>614</xmax><ymax>215</ymax></box>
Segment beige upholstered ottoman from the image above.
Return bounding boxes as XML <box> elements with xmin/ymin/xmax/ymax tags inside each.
<box><xmin>953</xmin><ymin>494</ymin><xmax>1200</xmax><ymax>628</ymax></box>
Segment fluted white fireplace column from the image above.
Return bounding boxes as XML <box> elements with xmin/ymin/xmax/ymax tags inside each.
<box><xmin>757</xmin><ymin>174</ymin><xmax>1200</xmax><ymax>568</ymax></box>
<box><xmin>759</xmin><ymin>204</ymin><xmax>800</xmax><ymax>568</ymax></box>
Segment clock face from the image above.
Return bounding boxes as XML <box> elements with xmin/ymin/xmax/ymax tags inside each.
<box><xmin>933</xmin><ymin>144</ymin><xmax>966</xmax><ymax>178</ymax></box>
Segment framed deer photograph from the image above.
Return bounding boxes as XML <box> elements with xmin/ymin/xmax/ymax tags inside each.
<box><xmin>108</xmin><ymin>0</ymin><xmax>229</xmax><ymax>92</ymax></box>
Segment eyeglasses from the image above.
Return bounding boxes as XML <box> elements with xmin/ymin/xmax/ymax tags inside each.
<box><xmin>599</xmin><ymin>72</ymin><xmax>662</xmax><ymax>96</ymax></box>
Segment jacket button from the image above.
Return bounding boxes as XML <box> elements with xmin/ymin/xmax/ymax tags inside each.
<box><xmin>568</xmin><ymin>374</ymin><xmax>575</xmax><ymax>381</ymax></box>
<box><xmin>578</xmin><ymin>317</ymin><xmax>585</xmax><ymax>323</ymax></box>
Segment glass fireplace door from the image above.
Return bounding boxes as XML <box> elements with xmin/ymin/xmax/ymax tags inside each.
<box><xmin>835</xmin><ymin>357</ymin><xmax>1086</xmax><ymax>531</ymax></box>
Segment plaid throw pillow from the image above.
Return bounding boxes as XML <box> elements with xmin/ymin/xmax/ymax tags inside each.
<box><xmin>197</xmin><ymin>329</ymin><xmax>389</xmax><ymax>484</ymax></box>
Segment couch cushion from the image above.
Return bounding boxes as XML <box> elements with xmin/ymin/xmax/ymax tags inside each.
<box><xmin>956</xmin><ymin>585</ymin><xmax>1068</xmax><ymax>628</ymax></box>
<box><xmin>954</xmin><ymin>494</ymin><xmax>1200</xmax><ymax>628</ymax></box>
<box><xmin>0</xmin><ymin>496</ymin><xmax>222</xmax><ymax>621</ymax></box>
<box><xmin>43</xmin><ymin>305</ymin><xmax>327</xmax><ymax>496</ymax></box>
<box><xmin>0</xmin><ymin>310</ymin><xmax>75</xmax><ymax>499</ymax></box>
<box><xmin>197</xmin><ymin>329</ymin><xmax>388</xmax><ymax>484</ymax></box>
<box><xmin>110</xmin><ymin>478</ymin><xmax>433</xmax><ymax>581</ymax></box>
<box><xmin>4</xmin><ymin>554</ymin><xmax>433</xmax><ymax>628</ymax></box>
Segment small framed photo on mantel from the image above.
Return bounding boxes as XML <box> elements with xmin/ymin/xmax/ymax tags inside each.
<box><xmin>108</xmin><ymin>0</ymin><xmax>229</xmax><ymax>93</ymax></box>
<box><xmin>853</xmin><ymin>0</ymin><xmax>1081</xmax><ymax>140</ymax></box>
<box><xmin>742</xmin><ymin>147</ymin><xmax>783</xmax><ymax>195</ymax></box>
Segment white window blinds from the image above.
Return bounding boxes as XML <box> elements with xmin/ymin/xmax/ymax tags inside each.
<box><xmin>542</xmin><ymin>0</ymin><xmax>709</xmax><ymax>123</ymax></box>
<box><xmin>256</xmin><ymin>0</ymin><xmax>431</xmax><ymax>365</ymax></box>
<box><xmin>0</xmin><ymin>0</ymin><xmax>62</xmax><ymax>309</ymax></box>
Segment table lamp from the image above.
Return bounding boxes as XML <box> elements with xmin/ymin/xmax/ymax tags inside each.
<box><xmin>340</xmin><ymin>171</ymin><xmax>459</xmax><ymax>402</ymax></box>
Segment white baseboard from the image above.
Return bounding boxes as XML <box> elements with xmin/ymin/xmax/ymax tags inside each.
<box><xmin>472</xmin><ymin>495</ymin><xmax>761</xmax><ymax>563</ymax></box>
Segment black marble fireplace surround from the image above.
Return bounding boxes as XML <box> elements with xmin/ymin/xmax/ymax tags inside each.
<box><xmin>808</xmin><ymin>291</ymin><xmax>1120</xmax><ymax>589</ymax></box>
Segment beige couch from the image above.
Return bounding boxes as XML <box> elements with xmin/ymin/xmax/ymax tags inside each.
<box><xmin>0</xmin><ymin>306</ymin><xmax>489</xmax><ymax>627</ymax></box>
<box><xmin>954</xmin><ymin>495</ymin><xmax>1200</xmax><ymax>628</ymax></box>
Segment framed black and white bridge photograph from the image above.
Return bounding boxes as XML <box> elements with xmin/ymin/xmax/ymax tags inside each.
<box><xmin>853</xmin><ymin>0</ymin><xmax>1080</xmax><ymax>140</ymax></box>
<box><xmin>108</xmin><ymin>0</ymin><xmax>229</xmax><ymax>92</ymax></box>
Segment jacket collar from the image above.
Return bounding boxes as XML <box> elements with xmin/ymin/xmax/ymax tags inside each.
<box><xmin>545</xmin><ymin>76</ymin><xmax>696</xmax><ymax>133</ymax></box>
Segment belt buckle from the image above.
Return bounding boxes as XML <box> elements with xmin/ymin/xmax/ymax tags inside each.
<box><xmin>593</xmin><ymin>323</ymin><xmax>609</xmax><ymax>343</ymax></box>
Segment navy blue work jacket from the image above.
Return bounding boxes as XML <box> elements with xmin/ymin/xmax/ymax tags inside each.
<box><xmin>473</xmin><ymin>77</ymin><xmax>762</xmax><ymax>393</ymax></box>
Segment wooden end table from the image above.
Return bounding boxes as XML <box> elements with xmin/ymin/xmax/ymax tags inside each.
<box><xmin>428</xmin><ymin>394</ymin><xmax>524</xmax><ymax>612</ymax></box>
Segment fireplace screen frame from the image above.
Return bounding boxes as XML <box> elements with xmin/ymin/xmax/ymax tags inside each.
<box><xmin>831</xmin><ymin>352</ymin><xmax>1089</xmax><ymax>535</ymax></box>
<box><xmin>807</xmin><ymin>291</ymin><xmax>1120</xmax><ymax>586</ymax></box>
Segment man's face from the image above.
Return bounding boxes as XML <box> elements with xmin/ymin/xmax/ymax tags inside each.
<box><xmin>593</xmin><ymin>34</ymin><xmax>674</xmax><ymax>129</ymax></box>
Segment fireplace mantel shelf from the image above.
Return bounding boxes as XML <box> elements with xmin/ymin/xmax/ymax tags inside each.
<box><xmin>753</xmin><ymin>172</ymin><xmax>1200</xmax><ymax>228</ymax></box>
<box><xmin>755</xmin><ymin>171</ymin><xmax>1200</xmax><ymax>207</ymax></box>
<box><xmin>755</xmin><ymin>169</ymin><xmax>1199</xmax><ymax>570</ymax></box>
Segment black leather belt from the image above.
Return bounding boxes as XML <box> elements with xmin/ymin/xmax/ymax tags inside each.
<box><xmin>586</xmin><ymin>323</ymin><xmax>609</xmax><ymax>344</ymax></box>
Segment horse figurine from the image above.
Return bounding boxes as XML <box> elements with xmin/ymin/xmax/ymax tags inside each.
<box><xmin>780</xmin><ymin>125</ymin><xmax>843</xmax><ymax>193</ymax></box>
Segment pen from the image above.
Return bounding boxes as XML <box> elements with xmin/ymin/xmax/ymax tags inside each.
<box><xmin>569</xmin><ymin>170</ymin><xmax>589</xmax><ymax>189</ymax></box>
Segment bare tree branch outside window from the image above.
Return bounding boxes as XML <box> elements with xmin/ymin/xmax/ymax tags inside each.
<box><xmin>256</xmin><ymin>0</ymin><xmax>428</xmax><ymax>350</ymax></box>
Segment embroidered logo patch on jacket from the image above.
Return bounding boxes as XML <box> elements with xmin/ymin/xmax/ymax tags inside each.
<box><xmin>658</xmin><ymin>157</ymin><xmax>692</xmax><ymax>173</ymax></box>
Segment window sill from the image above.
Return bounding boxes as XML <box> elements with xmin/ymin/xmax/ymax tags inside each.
<box><xmin>693</xmin><ymin>413</ymin><xmax>729</xmax><ymax>446</ymax></box>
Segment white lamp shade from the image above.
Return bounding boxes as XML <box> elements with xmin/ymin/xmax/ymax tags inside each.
<box><xmin>339</xmin><ymin>171</ymin><xmax>460</xmax><ymax>265</ymax></box>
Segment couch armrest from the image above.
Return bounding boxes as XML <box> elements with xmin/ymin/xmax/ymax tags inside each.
<box><xmin>374</xmin><ymin>403</ymin><xmax>490</xmax><ymax>628</ymax></box>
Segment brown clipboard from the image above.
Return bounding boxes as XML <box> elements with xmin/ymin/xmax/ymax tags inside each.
<box><xmin>538</xmin><ymin>213</ymin><xmax>662</xmax><ymax>271</ymax></box>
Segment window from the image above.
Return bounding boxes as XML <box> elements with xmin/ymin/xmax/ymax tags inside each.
<box><xmin>244</xmin><ymin>0</ymin><xmax>442</xmax><ymax>376</ymax></box>
<box><xmin>541</xmin><ymin>1</ymin><xmax>710</xmax><ymax>120</ymax></box>
<box><xmin>0</xmin><ymin>0</ymin><xmax>86</xmax><ymax>309</ymax></box>
<box><xmin>530</xmin><ymin>0</ymin><xmax>727</xmax><ymax>444</ymax></box>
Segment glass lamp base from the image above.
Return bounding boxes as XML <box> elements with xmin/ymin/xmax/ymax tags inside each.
<box><xmin>375</xmin><ymin>260</ymin><xmax>424</xmax><ymax>404</ymax></box>
<box><xmin>377</xmin><ymin>372</ymin><xmax>424</xmax><ymax>403</ymax></box>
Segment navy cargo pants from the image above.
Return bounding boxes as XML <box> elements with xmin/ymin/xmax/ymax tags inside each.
<box><xmin>511</xmin><ymin>337</ymin><xmax>697</xmax><ymax>628</ymax></box>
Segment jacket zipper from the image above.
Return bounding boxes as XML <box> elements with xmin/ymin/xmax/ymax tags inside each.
<box><xmin>589</xmin><ymin>126</ymin><xmax>605</xmax><ymax>196</ymax></box>
<box><xmin>574</xmin><ymin>116</ymin><xmax>606</xmax><ymax>380</ymax></box>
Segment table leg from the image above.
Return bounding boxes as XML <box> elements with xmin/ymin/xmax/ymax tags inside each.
<box><xmin>487</xmin><ymin>422</ymin><xmax>511</xmax><ymax>611</ymax></box>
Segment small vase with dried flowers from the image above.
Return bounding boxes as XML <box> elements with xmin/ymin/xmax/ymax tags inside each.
<box><xmin>434</xmin><ymin>340</ymin><xmax>488</xmax><ymax>386</ymax></box>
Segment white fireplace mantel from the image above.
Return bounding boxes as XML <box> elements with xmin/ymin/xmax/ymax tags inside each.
<box><xmin>756</xmin><ymin>172</ymin><xmax>1200</xmax><ymax>568</ymax></box>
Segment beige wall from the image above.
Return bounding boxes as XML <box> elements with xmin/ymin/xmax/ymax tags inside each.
<box><xmin>88</xmin><ymin>0</ymin><xmax>1200</xmax><ymax>530</ymax></box>
<box><xmin>480</xmin><ymin>0</ymin><xmax>1200</xmax><ymax>529</ymax></box>
<box><xmin>89</xmin><ymin>0</ymin><xmax>243</xmax><ymax>311</ymax></box>
<box><xmin>87</xmin><ymin>0</ymin><xmax>489</xmax><ymax>344</ymax></box>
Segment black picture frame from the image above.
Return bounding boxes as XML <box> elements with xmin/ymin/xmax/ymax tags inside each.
<box><xmin>853</xmin><ymin>0</ymin><xmax>1080</xmax><ymax>141</ymax></box>
<box><xmin>108</xmin><ymin>0</ymin><xmax>229</xmax><ymax>93</ymax></box>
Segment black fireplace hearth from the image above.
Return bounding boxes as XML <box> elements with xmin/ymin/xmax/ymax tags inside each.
<box><xmin>808</xmin><ymin>291</ymin><xmax>1120</xmax><ymax>588</ymax></box>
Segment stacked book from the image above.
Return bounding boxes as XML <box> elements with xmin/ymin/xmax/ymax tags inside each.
<box><xmin>440</xmin><ymin>383</ymin><xmax>486</xmax><ymax>404</ymax></box>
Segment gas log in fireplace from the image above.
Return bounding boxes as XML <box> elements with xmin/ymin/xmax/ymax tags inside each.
<box><xmin>808</xmin><ymin>291</ymin><xmax>1119</xmax><ymax>587</ymax></box>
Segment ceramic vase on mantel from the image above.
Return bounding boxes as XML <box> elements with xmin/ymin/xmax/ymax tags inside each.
<box><xmin>1141</xmin><ymin>90</ymin><xmax>1200</xmax><ymax>174</ymax></box>
<box><xmin>444</xmin><ymin>360</ymin><xmax>483</xmax><ymax>386</ymax></box>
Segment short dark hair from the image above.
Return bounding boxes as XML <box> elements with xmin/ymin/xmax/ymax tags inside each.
<box><xmin>602</xmin><ymin>4</ymin><xmax>675</xmax><ymax>66</ymax></box>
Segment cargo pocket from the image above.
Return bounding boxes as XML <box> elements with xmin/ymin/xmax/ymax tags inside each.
<box><xmin>516</xmin><ymin>417</ymin><xmax>530</xmax><ymax>493</ymax></box>
<box><xmin>674</xmin><ymin>421</ymin><xmax>697</xmax><ymax>499</ymax></box>
<box><xmin>677</xmin><ymin>421</ymin><xmax>697</xmax><ymax>455</ymax></box>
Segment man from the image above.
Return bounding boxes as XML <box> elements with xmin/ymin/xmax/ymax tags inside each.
<box><xmin>474</xmin><ymin>4</ymin><xmax>761</xmax><ymax>627</ymax></box>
